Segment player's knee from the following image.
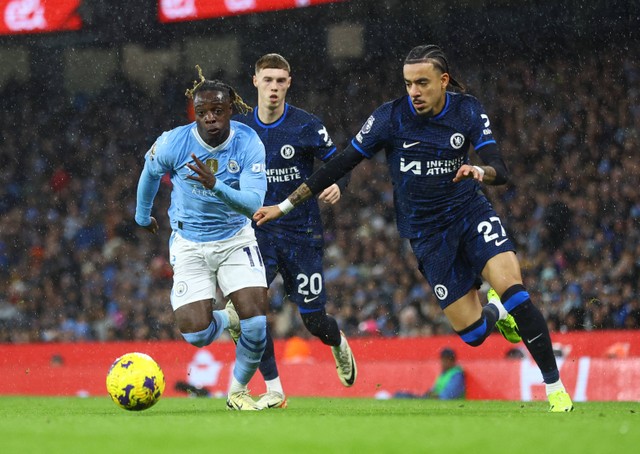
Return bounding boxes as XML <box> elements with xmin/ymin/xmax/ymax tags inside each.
<box><xmin>301</xmin><ymin>310</ymin><xmax>340</xmax><ymax>346</ymax></box>
<box><xmin>301</xmin><ymin>311</ymin><xmax>324</xmax><ymax>337</ymax></box>
<box><xmin>456</xmin><ymin>317</ymin><xmax>490</xmax><ymax>347</ymax></box>
<box><xmin>239</xmin><ymin>315</ymin><xmax>267</xmax><ymax>344</ymax></box>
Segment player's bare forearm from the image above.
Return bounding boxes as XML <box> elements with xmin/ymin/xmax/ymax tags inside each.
<box><xmin>252</xmin><ymin>183</ymin><xmax>314</xmax><ymax>226</ymax></box>
<box><xmin>289</xmin><ymin>183</ymin><xmax>313</xmax><ymax>205</ymax></box>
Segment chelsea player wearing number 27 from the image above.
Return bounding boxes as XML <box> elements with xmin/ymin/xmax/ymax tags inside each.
<box><xmin>234</xmin><ymin>54</ymin><xmax>357</xmax><ymax>409</ymax></box>
<box><xmin>254</xmin><ymin>45</ymin><xmax>573</xmax><ymax>412</ymax></box>
<box><xmin>135</xmin><ymin>67</ymin><xmax>269</xmax><ymax>411</ymax></box>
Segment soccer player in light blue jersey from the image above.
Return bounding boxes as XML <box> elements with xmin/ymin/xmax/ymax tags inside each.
<box><xmin>135</xmin><ymin>67</ymin><xmax>269</xmax><ymax>411</ymax></box>
<box><xmin>233</xmin><ymin>54</ymin><xmax>356</xmax><ymax>409</ymax></box>
<box><xmin>255</xmin><ymin>45</ymin><xmax>574</xmax><ymax>412</ymax></box>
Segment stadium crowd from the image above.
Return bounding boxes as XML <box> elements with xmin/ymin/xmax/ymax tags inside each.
<box><xmin>1</xmin><ymin>43</ymin><xmax>639</xmax><ymax>343</ymax></box>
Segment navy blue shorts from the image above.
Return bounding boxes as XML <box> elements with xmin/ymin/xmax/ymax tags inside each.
<box><xmin>409</xmin><ymin>194</ymin><xmax>515</xmax><ymax>309</ymax></box>
<box><xmin>256</xmin><ymin>229</ymin><xmax>326</xmax><ymax>313</ymax></box>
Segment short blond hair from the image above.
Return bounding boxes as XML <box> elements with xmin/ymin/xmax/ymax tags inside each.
<box><xmin>255</xmin><ymin>53</ymin><xmax>291</xmax><ymax>74</ymax></box>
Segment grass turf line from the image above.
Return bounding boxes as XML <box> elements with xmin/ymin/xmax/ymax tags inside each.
<box><xmin>0</xmin><ymin>397</ymin><xmax>638</xmax><ymax>453</ymax></box>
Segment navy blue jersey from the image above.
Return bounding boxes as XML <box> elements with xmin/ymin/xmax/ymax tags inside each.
<box><xmin>351</xmin><ymin>92</ymin><xmax>496</xmax><ymax>239</ymax></box>
<box><xmin>235</xmin><ymin>103</ymin><xmax>336</xmax><ymax>310</ymax></box>
<box><xmin>234</xmin><ymin>103</ymin><xmax>336</xmax><ymax>240</ymax></box>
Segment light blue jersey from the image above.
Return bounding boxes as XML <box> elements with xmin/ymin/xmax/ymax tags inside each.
<box><xmin>135</xmin><ymin>121</ymin><xmax>267</xmax><ymax>242</ymax></box>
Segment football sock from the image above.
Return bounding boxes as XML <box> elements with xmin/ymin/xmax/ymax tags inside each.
<box><xmin>301</xmin><ymin>310</ymin><xmax>341</xmax><ymax>346</ymax></box>
<box><xmin>487</xmin><ymin>296</ymin><xmax>508</xmax><ymax>320</ymax></box>
<box><xmin>233</xmin><ymin>315</ymin><xmax>267</xmax><ymax>385</ymax></box>
<box><xmin>265</xmin><ymin>377</ymin><xmax>284</xmax><ymax>394</ymax></box>
<box><xmin>180</xmin><ymin>312</ymin><xmax>225</xmax><ymax>347</ymax></box>
<box><xmin>545</xmin><ymin>379</ymin><xmax>566</xmax><ymax>396</ymax></box>
<box><xmin>258</xmin><ymin>327</ymin><xmax>280</xmax><ymax>380</ymax></box>
<box><xmin>213</xmin><ymin>308</ymin><xmax>230</xmax><ymax>328</ymax></box>
<box><xmin>228</xmin><ymin>376</ymin><xmax>247</xmax><ymax>394</ymax></box>
<box><xmin>456</xmin><ymin>304</ymin><xmax>499</xmax><ymax>347</ymax></box>
<box><xmin>504</xmin><ymin>284</ymin><xmax>559</xmax><ymax>384</ymax></box>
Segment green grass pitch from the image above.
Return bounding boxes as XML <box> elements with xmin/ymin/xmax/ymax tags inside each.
<box><xmin>1</xmin><ymin>397</ymin><xmax>638</xmax><ymax>453</ymax></box>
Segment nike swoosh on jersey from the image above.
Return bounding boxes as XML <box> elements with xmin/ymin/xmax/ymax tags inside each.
<box><xmin>402</xmin><ymin>141</ymin><xmax>420</xmax><ymax>148</ymax></box>
<box><xmin>303</xmin><ymin>295</ymin><xmax>320</xmax><ymax>303</ymax></box>
<box><xmin>495</xmin><ymin>238</ymin><xmax>509</xmax><ymax>246</ymax></box>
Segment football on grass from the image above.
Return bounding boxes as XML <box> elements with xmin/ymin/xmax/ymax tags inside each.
<box><xmin>106</xmin><ymin>352</ymin><xmax>165</xmax><ymax>411</ymax></box>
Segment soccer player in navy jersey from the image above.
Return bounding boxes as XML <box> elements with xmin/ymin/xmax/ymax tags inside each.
<box><xmin>254</xmin><ymin>45</ymin><xmax>574</xmax><ymax>412</ymax></box>
<box><xmin>234</xmin><ymin>54</ymin><xmax>356</xmax><ymax>409</ymax></box>
<box><xmin>135</xmin><ymin>67</ymin><xmax>269</xmax><ymax>411</ymax></box>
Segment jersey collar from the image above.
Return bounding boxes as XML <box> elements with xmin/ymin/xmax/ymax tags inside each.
<box><xmin>191</xmin><ymin>124</ymin><xmax>235</xmax><ymax>153</ymax></box>
<box><xmin>254</xmin><ymin>103</ymin><xmax>289</xmax><ymax>128</ymax></box>
<box><xmin>407</xmin><ymin>92</ymin><xmax>451</xmax><ymax>119</ymax></box>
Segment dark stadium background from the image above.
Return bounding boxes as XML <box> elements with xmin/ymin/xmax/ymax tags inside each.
<box><xmin>0</xmin><ymin>0</ymin><xmax>639</xmax><ymax>345</ymax></box>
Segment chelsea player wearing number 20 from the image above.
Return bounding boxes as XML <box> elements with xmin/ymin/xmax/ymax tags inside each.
<box><xmin>234</xmin><ymin>54</ymin><xmax>357</xmax><ymax>409</ymax></box>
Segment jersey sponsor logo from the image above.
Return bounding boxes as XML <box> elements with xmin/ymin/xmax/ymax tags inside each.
<box><xmin>434</xmin><ymin>284</ymin><xmax>448</xmax><ymax>301</ymax></box>
<box><xmin>266</xmin><ymin>166</ymin><xmax>300</xmax><ymax>182</ymax></box>
<box><xmin>303</xmin><ymin>295</ymin><xmax>320</xmax><ymax>303</ymax></box>
<box><xmin>280</xmin><ymin>144</ymin><xmax>295</xmax><ymax>159</ymax></box>
<box><xmin>206</xmin><ymin>158</ymin><xmax>218</xmax><ymax>173</ymax></box>
<box><xmin>252</xmin><ymin>163</ymin><xmax>266</xmax><ymax>173</ymax></box>
<box><xmin>450</xmin><ymin>133</ymin><xmax>465</xmax><ymax>149</ymax></box>
<box><xmin>402</xmin><ymin>141</ymin><xmax>420</xmax><ymax>148</ymax></box>
<box><xmin>495</xmin><ymin>238</ymin><xmax>509</xmax><ymax>246</ymax></box>
<box><xmin>227</xmin><ymin>160</ymin><xmax>240</xmax><ymax>173</ymax></box>
<box><xmin>399</xmin><ymin>156</ymin><xmax>465</xmax><ymax>175</ymax></box>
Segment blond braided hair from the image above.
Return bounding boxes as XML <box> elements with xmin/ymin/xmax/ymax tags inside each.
<box><xmin>185</xmin><ymin>65</ymin><xmax>252</xmax><ymax>114</ymax></box>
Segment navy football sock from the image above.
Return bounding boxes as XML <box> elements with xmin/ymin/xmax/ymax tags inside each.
<box><xmin>258</xmin><ymin>327</ymin><xmax>279</xmax><ymax>381</ymax></box>
<box><xmin>504</xmin><ymin>285</ymin><xmax>559</xmax><ymax>383</ymax></box>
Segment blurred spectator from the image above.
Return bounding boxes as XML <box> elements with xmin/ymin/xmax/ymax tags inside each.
<box><xmin>394</xmin><ymin>348</ymin><xmax>465</xmax><ymax>400</ymax></box>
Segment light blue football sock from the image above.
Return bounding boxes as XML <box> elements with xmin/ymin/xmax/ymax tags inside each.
<box><xmin>181</xmin><ymin>311</ymin><xmax>226</xmax><ymax>347</ymax></box>
<box><xmin>233</xmin><ymin>315</ymin><xmax>267</xmax><ymax>385</ymax></box>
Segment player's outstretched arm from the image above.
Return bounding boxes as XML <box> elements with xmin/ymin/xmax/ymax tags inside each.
<box><xmin>253</xmin><ymin>183</ymin><xmax>314</xmax><ymax>225</ymax></box>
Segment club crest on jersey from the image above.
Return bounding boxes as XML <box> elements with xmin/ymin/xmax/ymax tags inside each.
<box><xmin>280</xmin><ymin>145</ymin><xmax>295</xmax><ymax>159</ymax></box>
<box><xmin>450</xmin><ymin>133</ymin><xmax>465</xmax><ymax>149</ymax></box>
<box><xmin>434</xmin><ymin>285</ymin><xmax>448</xmax><ymax>300</ymax></box>
<box><xmin>227</xmin><ymin>160</ymin><xmax>240</xmax><ymax>173</ymax></box>
<box><xmin>205</xmin><ymin>158</ymin><xmax>218</xmax><ymax>173</ymax></box>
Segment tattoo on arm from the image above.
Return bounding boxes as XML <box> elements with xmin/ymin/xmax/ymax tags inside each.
<box><xmin>289</xmin><ymin>184</ymin><xmax>313</xmax><ymax>206</ymax></box>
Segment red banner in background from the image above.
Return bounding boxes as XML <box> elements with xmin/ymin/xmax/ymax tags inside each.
<box><xmin>1</xmin><ymin>330</ymin><xmax>639</xmax><ymax>401</ymax></box>
<box><xmin>0</xmin><ymin>0</ymin><xmax>81</xmax><ymax>35</ymax></box>
<box><xmin>159</xmin><ymin>0</ymin><xmax>344</xmax><ymax>23</ymax></box>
